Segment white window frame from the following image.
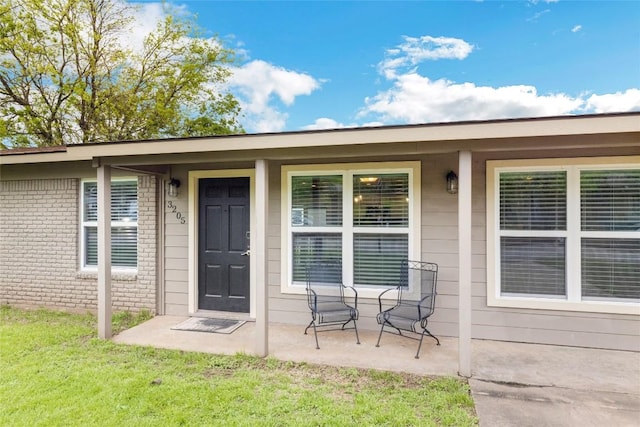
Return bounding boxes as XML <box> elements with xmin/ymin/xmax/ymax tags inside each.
<box><xmin>281</xmin><ymin>161</ymin><xmax>421</xmax><ymax>299</ymax></box>
<box><xmin>487</xmin><ymin>156</ymin><xmax>640</xmax><ymax>315</ymax></box>
<box><xmin>80</xmin><ymin>177</ymin><xmax>138</xmax><ymax>272</ymax></box>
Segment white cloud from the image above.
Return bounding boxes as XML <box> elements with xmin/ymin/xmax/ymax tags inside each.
<box><xmin>572</xmin><ymin>25</ymin><xmax>582</xmax><ymax>33</ymax></box>
<box><xmin>302</xmin><ymin>118</ymin><xmax>348</xmax><ymax>130</ymax></box>
<box><xmin>380</xmin><ymin>36</ymin><xmax>474</xmax><ymax>78</ymax></box>
<box><xmin>229</xmin><ymin>60</ymin><xmax>322</xmax><ymax>132</ymax></box>
<box><xmin>122</xmin><ymin>2</ymin><xmax>172</xmax><ymax>53</ymax></box>
<box><xmin>359</xmin><ymin>73</ymin><xmax>585</xmax><ymax>123</ymax></box>
<box><xmin>527</xmin><ymin>9</ymin><xmax>550</xmax><ymax>22</ymax></box>
<box><xmin>359</xmin><ymin>36</ymin><xmax>640</xmax><ymax>125</ymax></box>
<box><xmin>585</xmin><ymin>89</ymin><xmax>640</xmax><ymax>113</ymax></box>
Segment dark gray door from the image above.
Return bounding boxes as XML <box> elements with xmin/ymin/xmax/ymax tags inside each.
<box><xmin>198</xmin><ymin>177</ymin><xmax>250</xmax><ymax>312</ymax></box>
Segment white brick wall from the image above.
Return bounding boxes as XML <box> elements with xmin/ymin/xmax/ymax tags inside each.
<box><xmin>0</xmin><ymin>176</ymin><xmax>157</xmax><ymax>313</ymax></box>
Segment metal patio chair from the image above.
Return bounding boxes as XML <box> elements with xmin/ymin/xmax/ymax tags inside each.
<box><xmin>304</xmin><ymin>263</ymin><xmax>360</xmax><ymax>349</ymax></box>
<box><xmin>376</xmin><ymin>260</ymin><xmax>440</xmax><ymax>358</ymax></box>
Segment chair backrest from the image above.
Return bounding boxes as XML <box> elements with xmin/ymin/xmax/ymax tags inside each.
<box><xmin>404</xmin><ymin>260</ymin><xmax>438</xmax><ymax>317</ymax></box>
<box><xmin>306</xmin><ymin>262</ymin><xmax>344</xmax><ymax>307</ymax></box>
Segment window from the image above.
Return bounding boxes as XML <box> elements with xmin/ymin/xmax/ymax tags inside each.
<box><xmin>488</xmin><ymin>158</ymin><xmax>640</xmax><ymax>314</ymax></box>
<box><xmin>282</xmin><ymin>162</ymin><xmax>420</xmax><ymax>297</ymax></box>
<box><xmin>82</xmin><ymin>179</ymin><xmax>138</xmax><ymax>269</ymax></box>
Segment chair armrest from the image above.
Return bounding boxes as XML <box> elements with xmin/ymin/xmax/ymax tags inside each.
<box><xmin>378</xmin><ymin>286</ymin><xmax>400</xmax><ymax>313</ymax></box>
<box><xmin>306</xmin><ymin>287</ymin><xmax>318</xmax><ymax>310</ymax></box>
<box><xmin>342</xmin><ymin>285</ymin><xmax>358</xmax><ymax>308</ymax></box>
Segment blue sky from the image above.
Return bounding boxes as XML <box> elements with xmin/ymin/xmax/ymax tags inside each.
<box><xmin>133</xmin><ymin>1</ymin><xmax>640</xmax><ymax>133</ymax></box>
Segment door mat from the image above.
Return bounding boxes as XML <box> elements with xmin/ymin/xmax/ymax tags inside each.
<box><xmin>171</xmin><ymin>317</ymin><xmax>246</xmax><ymax>334</ymax></box>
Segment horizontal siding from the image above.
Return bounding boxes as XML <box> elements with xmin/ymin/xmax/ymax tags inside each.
<box><xmin>471</xmin><ymin>151</ymin><xmax>640</xmax><ymax>351</ymax></box>
<box><xmin>160</xmin><ymin>151</ymin><xmax>639</xmax><ymax>351</ymax></box>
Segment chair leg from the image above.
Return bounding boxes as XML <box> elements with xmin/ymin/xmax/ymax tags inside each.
<box><xmin>304</xmin><ymin>319</ymin><xmax>314</xmax><ymax>335</ymax></box>
<box><xmin>415</xmin><ymin>330</ymin><xmax>426</xmax><ymax>359</ymax></box>
<box><xmin>311</xmin><ymin>323</ymin><xmax>320</xmax><ymax>349</ymax></box>
<box><xmin>415</xmin><ymin>328</ymin><xmax>440</xmax><ymax>359</ymax></box>
<box><xmin>353</xmin><ymin>320</ymin><xmax>360</xmax><ymax>345</ymax></box>
<box><xmin>424</xmin><ymin>328</ymin><xmax>440</xmax><ymax>346</ymax></box>
<box><xmin>375</xmin><ymin>323</ymin><xmax>385</xmax><ymax>347</ymax></box>
<box><xmin>304</xmin><ymin>319</ymin><xmax>320</xmax><ymax>349</ymax></box>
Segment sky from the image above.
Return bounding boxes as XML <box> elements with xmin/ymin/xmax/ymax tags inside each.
<box><xmin>132</xmin><ymin>0</ymin><xmax>640</xmax><ymax>134</ymax></box>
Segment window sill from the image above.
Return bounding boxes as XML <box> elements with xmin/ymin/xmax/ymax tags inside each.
<box><xmin>282</xmin><ymin>283</ymin><xmax>418</xmax><ymax>300</ymax></box>
<box><xmin>77</xmin><ymin>270</ymin><xmax>138</xmax><ymax>282</ymax></box>
<box><xmin>487</xmin><ymin>295</ymin><xmax>640</xmax><ymax>316</ymax></box>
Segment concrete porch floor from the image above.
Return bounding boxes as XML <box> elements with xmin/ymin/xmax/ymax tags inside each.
<box><xmin>113</xmin><ymin>316</ymin><xmax>640</xmax><ymax>426</ymax></box>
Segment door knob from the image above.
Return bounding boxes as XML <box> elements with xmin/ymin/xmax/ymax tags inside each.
<box><xmin>241</xmin><ymin>250</ymin><xmax>251</xmax><ymax>256</ymax></box>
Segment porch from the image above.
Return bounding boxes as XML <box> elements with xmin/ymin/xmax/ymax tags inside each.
<box><xmin>113</xmin><ymin>315</ymin><xmax>639</xmax><ymax>390</ymax></box>
<box><xmin>113</xmin><ymin>316</ymin><xmax>640</xmax><ymax>426</ymax></box>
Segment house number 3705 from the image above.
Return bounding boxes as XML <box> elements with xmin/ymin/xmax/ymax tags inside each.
<box><xmin>167</xmin><ymin>201</ymin><xmax>186</xmax><ymax>224</ymax></box>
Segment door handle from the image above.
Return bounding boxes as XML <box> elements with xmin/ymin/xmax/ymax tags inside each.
<box><xmin>241</xmin><ymin>250</ymin><xmax>251</xmax><ymax>256</ymax></box>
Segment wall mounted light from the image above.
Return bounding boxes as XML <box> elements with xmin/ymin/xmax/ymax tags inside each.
<box><xmin>167</xmin><ymin>178</ymin><xmax>181</xmax><ymax>197</ymax></box>
<box><xmin>446</xmin><ymin>171</ymin><xmax>458</xmax><ymax>195</ymax></box>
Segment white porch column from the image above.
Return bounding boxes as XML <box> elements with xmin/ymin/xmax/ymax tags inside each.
<box><xmin>255</xmin><ymin>159</ymin><xmax>269</xmax><ymax>357</ymax></box>
<box><xmin>97</xmin><ymin>164</ymin><xmax>112</xmax><ymax>339</ymax></box>
<box><xmin>458</xmin><ymin>150</ymin><xmax>472</xmax><ymax>377</ymax></box>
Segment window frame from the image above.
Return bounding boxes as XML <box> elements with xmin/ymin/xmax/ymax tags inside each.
<box><xmin>281</xmin><ymin>161</ymin><xmax>421</xmax><ymax>299</ymax></box>
<box><xmin>80</xmin><ymin>177</ymin><xmax>139</xmax><ymax>272</ymax></box>
<box><xmin>487</xmin><ymin>156</ymin><xmax>640</xmax><ymax>315</ymax></box>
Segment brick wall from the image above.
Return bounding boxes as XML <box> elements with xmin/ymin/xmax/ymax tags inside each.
<box><xmin>0</xmin><ymin>176</ymin><xmax>157</xmax><ymax>313</ymax></box>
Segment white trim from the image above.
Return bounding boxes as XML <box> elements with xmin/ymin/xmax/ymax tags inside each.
<box><xmin>80</xmin><ymin>177</ymin><xmax>138</xmax><ymax>273</ymax></box>
<box><xmin>187</xmin><ymin>169</ymin><xmax>256</xmax><ymax>318</ymax></box>
<box><xmin>486</xmin><ymin>156</ymin><xmax>640</xmax><ymax>315</ymax></box>
<box><xmin>280</xmin><ymin>161</ymin><xmax>421</xmax><ymax>300</ymax></box>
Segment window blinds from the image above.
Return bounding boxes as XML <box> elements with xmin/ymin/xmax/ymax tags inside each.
<box><xmin>83</xmin><ymin>180</ymin><xmax>138</xmax><ymax>268</ymax></box>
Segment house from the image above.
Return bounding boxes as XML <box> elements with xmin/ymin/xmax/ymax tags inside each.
<box><xmin>1</xmin><ymin>113</ymin><xmax>639</xmax><ymax>375</ymax></box>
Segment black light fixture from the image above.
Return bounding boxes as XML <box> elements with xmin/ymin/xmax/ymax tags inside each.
<box><xmin>167</xmin><ymin>178</ymin><xmax>181</xmax><ymax>197</ymax></box>
<box><xmin>446</xmin><ymin>171</ymin><xmax>458</xmax><ymax>194</ymax></box>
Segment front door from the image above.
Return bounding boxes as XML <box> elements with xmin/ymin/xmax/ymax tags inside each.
<box><xmin>198</xmin><ymin>177</ymin><xmax>250</xmax><ymax>313</ymax></box>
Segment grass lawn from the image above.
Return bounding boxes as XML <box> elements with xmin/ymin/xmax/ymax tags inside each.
<box><xmin>0</xmin><ymin>306</ymin><xmax>477</xmax><ymax>426</ymax></box>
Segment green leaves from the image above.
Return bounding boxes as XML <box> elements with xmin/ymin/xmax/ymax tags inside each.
<box><xmin>0</xmin><ymin>0</ymin><xmax>242</xmax><ymax>147</ymax></box>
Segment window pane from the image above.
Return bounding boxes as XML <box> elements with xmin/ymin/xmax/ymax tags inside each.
<box><xmin>83</xmin><ymin>182</ymin><xmax>98</xmax><ymax>221</ymax></box>
<box><xmin>354</xmin><ymin>234</ymin><xmax>408</xmax><ymax>286</ymax></box>
<box><xmin>83</xmin><ymin>181</ymin><xmax>138</xmax><ymax>222</ymax></box>
<box><xmin>292</xmin><ymin>233</ymin><xmax>342</xmax><ymax>283</ymax></box>
<box><xmin>581</xmin><ymin>170</ymin><xmax>640</xmax><ymax>231</ymax></box>
<box><xmin>85</xmin><ymin>226</ymin><xmax>138</xmax><ymax>267</ymax></box>
<box><xmin>500</xmin><ymin>171</ymin><xmax>566</xmax><ymax>230</ymax></box>
<box><xmin>500</xmin><ymin>237</ymin><xmax>566</xmax><ymax>296</ymax></box>
<box><xmin>582</xmin><ymin>238</ymin><xmax>640</xmax><ymax>300</ymax></box>
<box><xmin>353</xmin><ymin>174</ymin><xmax>409</xmax><ymax>227</ymax></box>
<box><xmin>291</xmin><ymin>176</ymin><xmax>342</xmax><ymax>227</ymax></box>
<box><xmin>112</xmin><ymin>181</ymin><xmax>138</xmax><ymax>222</ymax></box>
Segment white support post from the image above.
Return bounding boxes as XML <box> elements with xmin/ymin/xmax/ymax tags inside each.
<box><xmin>458</xmin><ymin>151</ymin><xmax>472</xmax><ymax>377</ymax></box>
<box><xmin>97</xmin><ymin>164</ymin><xmax>112</xmax><ymax>339</ymax></box>
<box><xmin>255</xmin><ymin>159</ymin><xmax>269</xmax><ymax>357</ymax></box>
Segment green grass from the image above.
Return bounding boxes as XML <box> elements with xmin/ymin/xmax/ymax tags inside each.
<box><xmin>0</xmin><ymin>306</ymin><xmax>477</xmax><ymax>426</ymax></box>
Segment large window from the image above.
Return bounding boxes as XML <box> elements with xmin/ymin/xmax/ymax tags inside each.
<box><xmin>488</xmin><ymin>158</ymin><xmax>639</xmax><ymax>313</ymax></box>
<box><xmin>282</xmin><ymin>162</ymin><xmax>420</xmax><ymax>296</ymax></box>
<box><xmin>82</xmin><ymin>179</ymin><xmax>138</xmax><ymax>269</ymax></box>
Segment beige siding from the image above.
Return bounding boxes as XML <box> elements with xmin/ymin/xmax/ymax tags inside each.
<box><xmin>472</xmin><ymin>151</ymin><xmax>640</xmax><ymax>352</ymax></box>
<box><xmin>264</xmin><ymin>151</ymin><xmax>639</xmax><ymax>351</ymax></box>
<box><xmin>158</xmin><ymin>148</ymin><xmax>639</xmax><ymax>351</ymax></box>
<box><xmin>162</xmin><ymin>167</ymin><xmax>190</xmax><ymax>315</ymax></box>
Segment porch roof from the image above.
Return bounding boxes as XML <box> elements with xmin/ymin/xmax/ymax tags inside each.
<box><xmin>2</xmin><ymin>112</ymin><xmax>639</xmax><ymax>166</ymax></box>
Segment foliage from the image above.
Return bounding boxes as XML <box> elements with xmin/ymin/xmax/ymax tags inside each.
<box><xmin>0</xmin><ymin>306</ymin><xmax>478</xmax><ymax>426</ymax></box>
<box><xmin>0</xmin><ymin>0</ymin><xmax>243</xmax><ymax>147</ymax></box>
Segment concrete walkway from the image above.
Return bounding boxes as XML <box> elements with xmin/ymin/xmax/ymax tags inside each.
<box><xmin>113</xmin><ymin>316</ymin><xmax>640</xmax><ymax>426</ymax></box>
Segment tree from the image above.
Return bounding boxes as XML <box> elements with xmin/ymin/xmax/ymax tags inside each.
<box><xmin>0</xmin><ymin>0</ymin><xmax>243</xmax><ymax>148</ymax></box>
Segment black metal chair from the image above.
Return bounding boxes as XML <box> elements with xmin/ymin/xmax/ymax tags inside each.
<box><xmin>304</xmin><ymin>263</ymin><xmax>360</xmax><ymax>349</ymax></box>
<box><xmin>376</xmin><ymin>260</ymin><xmax>439</xmax><ymax>358</ymax></box>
